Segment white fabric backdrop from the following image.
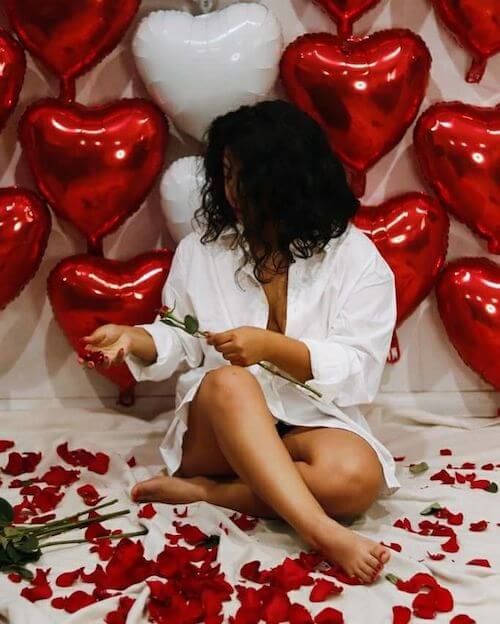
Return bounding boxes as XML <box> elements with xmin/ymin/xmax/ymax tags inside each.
<box><xmin>0</xmin><ymin>0</ymin><xmax>498</xmax><ymax>412</ymax></box>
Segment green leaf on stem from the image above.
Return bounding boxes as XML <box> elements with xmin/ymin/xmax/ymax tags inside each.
<box><xmin>0</xmin><ymin>498</ymin><xmax>13</xmax><ymax>527</ymax></box>
<box><xmin>184</xmin><ymin>315</ymin><xmax>199</xmax><ymax>335</ymax></box>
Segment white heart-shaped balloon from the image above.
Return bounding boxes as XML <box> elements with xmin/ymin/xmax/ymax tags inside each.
<box><xmin>133</xmin><ymin>3</ymin><xmax>283</xmax><ymax>141</ymax></box>
<box><xmin>161</xmin><ymin>156</ymin><xmax>205</xmax><ymax>243</ymax></box>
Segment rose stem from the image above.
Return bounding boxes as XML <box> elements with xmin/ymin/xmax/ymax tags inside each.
<box><xmin>40</xmin><ymin>526</ymin><xmax>148</xmax><ymax>549</ymax></box>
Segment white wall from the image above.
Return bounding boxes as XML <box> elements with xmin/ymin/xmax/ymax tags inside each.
<box><xmin>0</xmin><ymin>0</ymin><xmax>498</xmax><ymax>414</ymax></box>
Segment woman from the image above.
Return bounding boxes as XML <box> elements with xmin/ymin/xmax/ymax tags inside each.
<box><xmin>83</xmin><ymin>100</ymin><xmax>399</xmax><ymax>583</ymax></box>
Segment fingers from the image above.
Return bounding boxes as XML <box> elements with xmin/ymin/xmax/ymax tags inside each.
<box><xmin>78</xmin><ymin>347</ymin><xmax>125</xmax><ymax>369</ymax></box>
<box><xmin>206</xmin><ymin>330</ymin><xmax>233</xmax><ymax>347</ymax></box>
<box><xmin>83</xmin><ymin>327</ymin><xmax>106</xmax><ymax>345</ymax></box>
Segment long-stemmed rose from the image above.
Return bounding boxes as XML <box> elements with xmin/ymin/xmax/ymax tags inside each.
<box><xmin>0</xmin><ymin>497</ymin><xmax>147</xmax><ymax>580</ymax></box>
<box><xmin>158</xmin><ymin>304</ymin><xmax>323</xmax><ymax>399</ymax></box>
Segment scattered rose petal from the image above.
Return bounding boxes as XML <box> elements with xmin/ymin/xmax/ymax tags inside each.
<box><xmin>440</xmin><ymin>449</ymin><xmax>452</xmax><ymax>456</ymax></box>
<box><xmin>174</xmin><ymin>506</ymin><xmax>188</xmax><ymax>518</ymax></box>
<box><xmin>427</xmin><ymin>552</ymin><xmax>446</xmax><ymax>561</ymax></box>
<box><xmin>20</xmin><ymin>568</ymin><xmax>52</xmax><ymax>602</ymax></box>
<box><xmin>172</xmin><ymin>521</ymin><xmax>208</xmax><ymax>545</ymax></box>
<box><xmin>30</xmin><ymin>513</ymin><xmax>57</xmax><ymax>524</ymax></box>
<box><xmin>3</xmin><ymin>451</ymin><xmax>42</xmax><ymax>476</ymax></box>
<box><xmin>8</xmin><ymin>573</ymin><xmax>22</xmax><ymax>583</ymax></box>
<box><xmin>450</xmin><ymin>615</ymin><xmax>476</xmax><ymax>624</ymax></box>
<box><xmin>461</xmin><ymin>462</ymin><xmax>476</xmax><ymax>469</ymax></box>
<box><xmin>90</xmin><ymin>538</ymin><xmax>115</xmax><ymax>561</ymax></box>
<box><xmin>40</xmin><ymin>465</ymin><xmax>80</xmax><ymax>487</ymax></box>
<box><xmin>466</xmin><ymin>559</ymin><xmax>491</xmax><ymax>568</ymax></box>
<box><xmin>441</xmin><ymin>534</ymin><xmax>460</xmax><ymax>553</ymax></box>
<box><xmin>0</xmin><ymin>440</ymin><xmax>14</xmax><ymax>452</ymax></box>
<box><xmin>392</xmin><ymin>606</ymin><xmax>411</xmax><ymax>624</ymax></box>
<box><xmin>85</xmin><ymin>522</ymin><xmax>111</xmax><ymax>542</ymax></box>
<box><xmin>382</xmin><ymin>542</ymin><xmax>402</xmax><ymax>552</ymax></box>
<box><xmin>393</xmin><ymin>456</ymin><xmax>405</xmax><ymax>462</ymax></box>
<box><xmin>230</xmin><ymin>512</ymin><xmax>259</xmax><ymax>531</ymax></box>
<box><xmin>138</xmin><ymin>503</ymin><xmax>157</xmax><ymax>519</ymax></box>
<box><xmin>87</xmin><ymin>452</ymin><xmax>110</xmax><ymax>475</ymax></box>
<box><xmin>469</xmin><ymin>520</ymin><xmax>488</xmax><ymax>532</ymax></box>
<box><xmin>105</xmin><ymin>596</ymin><xmax>136</xmax><ymax>624</ymax></box>
<box><xmin>289</xmin><ymin>602</ymin><xmax>314</xmax><ymax>624</ymax></box>
<box><xmin>56</xmin><ymin>568</ymin><xmax>84</xmax><ymax>588</ymax></box>
<box><xmin>51</xmin><ymin>590</ymin><xmax>97</xmax><ymax>613</ymax></box>
<box><xmin>430</xmin><ymin>469</ymin><xmax>455</xmax><ymax>485</ymax></box>
<box><xmin>310</xmin><ymin>578</ymin><xmax>343</xmax><ymax>602</ymax></box>
<box><xmin>127</xmin><ymin>456</ymin><xmax>136</xmax><ymax>467</ymax></box>
<box><xmin>315</xmin><ymin>606</ymin><xmax>344</xmax><ymax>624</ymax></box>
<box><xmin>77</xmin><ymin>483</ymin><xmax>103</xmax><ymax>506</ymax></box>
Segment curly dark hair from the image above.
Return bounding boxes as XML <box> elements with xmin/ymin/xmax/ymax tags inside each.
<box><xmin>194</xmin><ymin>99</ymin><xmax>359</xmax><ymax>284</ymax></box>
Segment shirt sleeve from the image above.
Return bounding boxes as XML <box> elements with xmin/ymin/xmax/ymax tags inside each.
<box><xmin>300</xmin><ymin>253</ymin><xmax>397</xmax><ymax>407</ymax></box>
<box><xmin>125</xmin><ymin>236</ymin><xmax>204</xmax><ymax>383</ymax></box>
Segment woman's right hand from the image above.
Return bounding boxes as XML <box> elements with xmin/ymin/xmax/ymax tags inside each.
<box><xmin>80</xmin><ymin>324</ymin><xmax>133</xmax><ymax>368</ymax></box>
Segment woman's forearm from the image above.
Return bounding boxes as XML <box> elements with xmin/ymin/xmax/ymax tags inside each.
<box><xmin>129</xmin><ymin>326</ymin><xmax>158</xmax><ymax>365</ymax></box>
<box><xmin>263</xmin><ymin>332</ymin><xmax>313</xmax><ymax>383</ymax></box>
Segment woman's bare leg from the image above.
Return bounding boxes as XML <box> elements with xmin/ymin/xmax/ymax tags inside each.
<box><xmin>132</xmin><ymin>366</ymin><xmax>389</xmax><ymax>582</ymax></box>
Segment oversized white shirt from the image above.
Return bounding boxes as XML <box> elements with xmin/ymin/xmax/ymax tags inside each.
<box><xmin>126</xmin><ymin>222</ymin><xmax>400</xmax><ymax>494</ymax></box>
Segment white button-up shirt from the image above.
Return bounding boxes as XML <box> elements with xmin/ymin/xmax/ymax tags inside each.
<box><xmin>126</xmin><ymin>222</ymin><xmax>400</xmax><ymax>494</ymax></box>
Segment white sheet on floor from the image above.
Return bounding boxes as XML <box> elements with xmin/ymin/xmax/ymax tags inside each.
<box><xmin>0</xmin><ymin>406</ymin><xmax>499</xmax><ymax>623</ymax></box>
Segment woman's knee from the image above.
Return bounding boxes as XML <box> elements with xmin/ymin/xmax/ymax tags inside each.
<box><xmin>199</xmin><ymin>365</ymin><xmax>258</xmax><ymax>406</ymax></box>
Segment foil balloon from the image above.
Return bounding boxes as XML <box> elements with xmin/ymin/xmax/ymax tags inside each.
<box><xmin>0</xmin><ymin>29</ymin><xmax>26</xmax><ymax>133</ymax></box>
<box><xmin>19</xmin><ymin>98</ymin><xmax>168</xmax><ymax>255</ymax></box>
<box><xmin>161</xmin><ymin>156</ymin><xmax>205</xmax><ymax>244</ymax></box>
<box><xmin>3</xmin><ymin>0</ymin><xmax>140</xmax><ymax>101</ymax></box>
<box><xmin>47</xmin><ymin>250</ymin><xmax>174</xmax><ymax>405</ymax></box>
<box><xmin>313</xmin><ymin>0</ymin><xmax>384</xmax><ymax>39</ymax></box>
<box><xmin>133</xmin><ymin>3</ymin><xmax>283</xmax><ymax>142</ymax></box>
<box><xmin>414</xmin><ymin>103</ymin><xmax>500</xmax><ymax>254</ymax></box>
<box><xmin>281</xmin><ymin>30</ymin><xmax>431</xmax><ymax>197</ymax></box>
<box><xmin>431</xmin><ymin>0</ymin><xmax>500</xmax><ymax>83</ymax></box>
<box><xmin>436</xmin><ymin>258</ymin><xmax>500</xmax><ymax>389</ymax></box>
<box><xmin>0</xmin><ymin>188</ymin><xmax>51</xmax><ymax>310</ymax></box>
<box><xmin>354</xmin><ymin>193</ymin><xmax>449</xmax><ymax>362</ymax></box>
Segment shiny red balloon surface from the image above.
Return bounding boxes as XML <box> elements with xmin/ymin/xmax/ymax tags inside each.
<box><xmin>47</xmin><ymin>250</ymin><xmax>174</xmax><ymax>395</ymax></box>
<box><xmin>19</xmin><ymin>98</ymin><xmax>168</xmax><ymax>252</ymax></box>
<box><xmin>281</xmin><ymin>30</ymin><xmax>431</xmax><ymax>196</ymax></box>
<box><xmin>436</xmin><ymin>258</ymin><xmax>500</xmax><ymax>389</ymax></box>
<box><xmin>354</xmin><ymin>193</ymin><xmax>449</xmax><ymax>325</ymax></box>
<box><xmin>0</xmin><ymin>188</ymin><xmax>51</xmax><ymax>310</ymax></box>
<box><xmin>432</xmin><ymin>0</ymin><xmax>500</xmax><ymax>82</ymax></box>
<box><xmin>3</xmin><ymin>0</ymin><xmax>140</xmax><ymax>95</ymax></box>
<box><xmin>314</xmin><ymin>0</ymin><xmax>384</xmax><ymax>38</ymax></box>
<box><xmin>0</xmin><ymin>29</ymin><xmax>26</xmax><ymax>132</ymax></box>
<box><xmin>414</xmin><ymin>103</ymin><xmax>500</xmax><ymax>254</ymax></box>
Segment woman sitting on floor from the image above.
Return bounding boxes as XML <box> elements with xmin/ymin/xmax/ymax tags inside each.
<box><xmin>82</xmin><ymin>100</ymin><xmax>399</xmax><ymax>584</ymax></box>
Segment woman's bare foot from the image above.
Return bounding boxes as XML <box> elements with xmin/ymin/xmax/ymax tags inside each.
<box><xmin>131</xmin><ymin>474</ymin><xmax>212</xmax><ymax>505</ymax></box>
<box><xmin>308</xmin><ymin>516</ymin><xmax>390</xmax><ymax>584</ymax></box>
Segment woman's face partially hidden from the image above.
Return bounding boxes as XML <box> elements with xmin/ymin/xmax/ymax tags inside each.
<box><xmin>223</xmin><ymin>151</ymin><xmax>242</xmax><ymax>221</ymax></box>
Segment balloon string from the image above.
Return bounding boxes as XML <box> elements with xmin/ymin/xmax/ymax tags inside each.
<box><xmin>117</xmin><ymin>387</ymin><xmax>135</xmax><ymax>407</ymax></box>
<box><xmin>466</xmin><ymin>57</ymin><xmax>486</xmax><ymax>84</ymax></box>
<box><xmin>337</xmin><ymin>18</ymin><xmax>353</xmax><ymax>41</ymax></box>
<box><xmin>387</xmin><ymin>331</ymin><xmax>400</xmax><ymax>364</ymax></box>
<box><xmin>349</xmin><ymin>170</ymin><xmax>366</xmax><ymax>198</ymax></box>
<box><xmin>87</xmin><ymin>239</ymin><xmax>104</xmax><ymax>256</ymax></box>
<box><xmin>59</xmin><ymin>78</ymin><xmax>76</xmax><ymax>104</ymax></box>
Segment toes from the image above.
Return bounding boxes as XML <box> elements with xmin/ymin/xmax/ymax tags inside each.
<box><xmin>372</xmin><ymin>543</ymin><xmax>391</xmax><ymax>564</ymax></box>
<box><xmin>355</xmin><ymin>565</ymin><xmax>373</xmax><ymax>584</ymax></box>
<box><xmin>131</xmin><ymin>476</ymin><xmax>166</xmax><ymax>503</ymax></box>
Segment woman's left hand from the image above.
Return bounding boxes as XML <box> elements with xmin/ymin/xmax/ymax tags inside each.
<box><xmin>205</xmin><ymin>326</ymin><xmax>272</xmax><ymax>366</ymax></box>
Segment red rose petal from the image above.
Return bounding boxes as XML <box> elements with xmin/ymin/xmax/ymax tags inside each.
<box><xmin>289</xmin><ymin>603</ymin><xmax>314</xmax><ymax>624</ymax></box>
<box><xmin>261</xmin><ymin>586</ymin><xmax>291</xmax><ymax>623</ymax></box>
<box><xmin>174</xmin><ymin>506</ymin><xmax>188</xmax><ymax>517</ymax></box>
<box><xmin>20</xmin><ymin>568</ymin><xmax>52</xmax><ymax>602</ymax></box>
<box><xmin>461</xmin><ymin>462</ymin><xmax>476</xmax><ymax>469</ymax></box>
<box><xmin>85</xmin><ymin>522</ymin><xmax>111</xmax><ymax>542</ymax></box>
<box><xmin>396</xmin><ymin>573</ymin><xmax>438</xmax><ymax>593</ymax></box>
<box><xmin>469</xmin><ymin>520</ymin><xmax>488</xmax><ymax>532</ymax></box>
<box><xmin>392</xmin><ymin>606</ymin><xmax>411</xmax><ymax>624</ymax></box>
<box><xmin>105</xmin><ymin>596</ymin><xmax>136</xmax><ymax>624</ymax></box>
<box><xmin>138</xmin><ymin>503</ymin><xmax>157</xmax><ymax>519</ymax></box>
<box><xmin>77</xmin><ymin>483</ymin><xmax>103</xmax><ymax>506</ymax></box>
<box><xmin>90</xmin><ymin>538</ymin><xmax>115</xmax><ymax>561</ymax></box>
<box><xmin>172</xmin><ymin>521</ymin><xmax>208</xmax><ymax>545</ymax></box>
<box><xmin>393</xmin><ymin>517</ymin><xmax>417</xmax><ymax>533</ymax></box>
<box><xmin>241</xmin><ymin>560</ymin><xmax>266</xmax><ymax>583</ymax></box>
<box><xmin>0</xmin><ymin>440</ymin><xmax>14</xmax><ymax>452</ymax></box>
<box><xmin>314</xmin><ymin>607</ymin><xmax>344</xmax><ymax>624</ymax></box>
<box><xmin>3</xmin><ymin>451</ymin><xmax>42</xmax><ymax>476</ymax></box>
<box><xmin>441</xmin><ymin>534</ymin><xmax>460</xmax><ymax>553</ymax></box>
<box><xmin>40</xmin><ymin>465</ymin><xmax>80</xmax><ymax>487</ymax></box>
<box><xmin>8</xmin><ymin>572</ymin><xmax>22</xmax><ymax>583</ymax></box>
<box><xmin>87</xmin><ymin>452</ymin><xmax>110</xmax><ymax>475</ymax></box>
<box><xmin>412</xmin><ymin>591</ymin><xmax>437</xmax><ymax>619</ymax></box>
<box><xmin>450</xmin><ymin>615</ymin><xmax>476</xmax><ymax>624</ymax></box>
<box><xmin>470</xmin><ymin>479</ymin><xmax>492</xmax><ymax>490</ymax></box>
<box><xmin>427</xmin><ymin>552</ymin><xmax>446</xmax><ymax>561</ymax></box>
<box><xmin>51</xmin><ymin>590</ymin><xmax>97</xmax><ymax>613</ymax></box>
<box><xmin>310</xmin><ymin>578</ymin><xmax>343</xmax><ymax>602</ymax></box>
<box><xmin>393</xmin><ymin>456</ymin><xmax>406</xmax><ymax>462</ymax></box>
<box><xmin>430</xmin><ymin>469</ymin><xmax>455</xmax><ymax>485</ymax></box>
<box><xmin>127</xmin><ymin>456</ymin><xmax>137</xmax><ymax>467</ymax></box>
<box><xmin>230</xmin><ymin>512</ymin><xmax>259</xmax><ymax>531</ymax></box>
<box><xmin>30</xmin><ymin>513</ymin><xmax>57</xmax><ymax>524</ymax></box>
<box><xmin>382</xmin><ymin>542</ymin><xmax>402</xmax><ymax>552</ymax></box>
<box><xmin>481</xmin><ymin>463</ymin><xmax>494</xmax><ymax>470</ymax></box>
<box><xmin>440</xmin><ymin>449</ymin><xmax>452</xmax><ymax>456</ymax></box>
<box><xmin>466</xmin><ymin>559</ymin><xmax>491</xmax><ymax>567</ymax></box>
<box><xmin>56</xmin><ymin>567</ymin><xmax>84</xmax><ymax>588</ymax></box>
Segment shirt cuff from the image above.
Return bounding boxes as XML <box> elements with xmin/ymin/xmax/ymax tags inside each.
<box><xmin>125</xmin><ymin>322</ymin><xmax>183</xmax><ymax>383</ymax></box>
<box><xmin>301</xmin><ymin>337</ymin><xmax>353</xmax><ymax>405</ymax></box>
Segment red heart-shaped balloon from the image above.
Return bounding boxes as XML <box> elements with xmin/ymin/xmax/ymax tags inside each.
<box><xmin>432</xmin><ymin>0</ymin><xmax>500</xmax><ymax>82</ymax></box>
<box><xmin>3</xmin><ymin>0</ymin><xmax>140</xmax><ymax>98</ymax></box>
<box><xmin>0</xmin><ymin>29</ymin><xmax>26</xmax><ymax>133</ymax></box>
<box><xmin>0</xmin><ymin>188</ymin><xmax>51</xmax><ymax>310</ymax></box>
<box><xmin>281</xmin><ymin>30</ymin><xmax>431</xmax><ymax>196</ymax></box>
<box><xmin>20</xmin><ymin>98</ymin><xmax>168</xmax><ymax>252</ymax></box>
<box><xmin>414</xmin><ymin>103</ymin><xmax>500</xmax><ymax>254</ymax></box>
<box><xmin>436</xmin><ymin>258</ymin><xmax>500</xmax><ymax>389</ymax></box>
<box><xmin>47</xmin><ymin>250</ymin><xmax>173</xmax><ymax>400</ymax></box>
<box><xmin>313</xmin><ymin>0</ymin><xmax>384</xmax><ymax>38</ymax></box>
<box><xmin>354</xmin><ymin>193</ymin><xmax>449</xmax><ymax>326</ymax></box>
